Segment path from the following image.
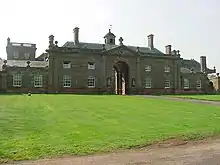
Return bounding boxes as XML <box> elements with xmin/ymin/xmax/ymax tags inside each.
<box><xmin>139</xmin><ymin>95</ymin><xmax>220</xmax><ymax>106</ymax></box>
<box><xmin>2</xmin><ymin>138</ymin><xmax>220</xmax><ymax>165</ymax></box>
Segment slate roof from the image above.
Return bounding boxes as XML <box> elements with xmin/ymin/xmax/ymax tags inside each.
<box><xmin>180</xmin><ymin>59</ymin><xmax>201</xmax><ymax>73</ymax></box>
<box><xmin>62</xmin><ymin>42</ymin><xmax>164</xmax><ymax>55</ymax></box>
<box><xmin>1</xmin><ymin>60</ymin><xmax>48</xmax><ymax>69</ymax></box>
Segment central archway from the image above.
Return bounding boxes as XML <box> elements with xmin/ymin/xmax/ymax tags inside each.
<box><xmin>113</xmin><ymin>61</ymin><xmax>129</xmax><ymax>95</ymax></box>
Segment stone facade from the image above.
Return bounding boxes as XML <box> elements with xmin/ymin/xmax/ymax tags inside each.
<box><xmin>0</xmin><ymin>27</ymin><xmax>217</xmax><ymax>94</ymax></box>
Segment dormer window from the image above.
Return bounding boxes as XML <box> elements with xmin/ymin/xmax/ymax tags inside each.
<box><xmin>63</xmin><ymin>61</ymin><xmax>71</xmax><ymax>68</ymax></box>
<box><xmin>88</xmin><ymin>62</ymin><xmax>95</xmax><ymax>70</ymax></box>
<box><xmin>13</xmin><ymin>52</ymin><xmax>19</xmax><ymax>59</ymax></box>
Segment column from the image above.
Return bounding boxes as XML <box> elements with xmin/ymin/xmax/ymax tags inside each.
<box><xmin>136</xmin><ymin>56</ymin><xmax>141</xmax><ymax>93</ymax></box>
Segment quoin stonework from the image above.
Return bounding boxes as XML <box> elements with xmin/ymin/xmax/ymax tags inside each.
<box><xmin>0</xmin><ymin>27</ymin><xmax>218</xmax><ymax>94</ymax></box>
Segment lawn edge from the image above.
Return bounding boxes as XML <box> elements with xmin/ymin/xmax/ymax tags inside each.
<box><xmin>1</xmin><ymin>131</ymin><xmax>220</xmax><ymax>164</ymax></box>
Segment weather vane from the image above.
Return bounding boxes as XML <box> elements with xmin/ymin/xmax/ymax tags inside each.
<box><xmin>109</xmin><ymin>25</ymin><xmax>112</xmax><ymax>32</ymax></box>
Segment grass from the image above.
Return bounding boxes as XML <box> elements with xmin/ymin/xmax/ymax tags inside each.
<box><xmin>169</xmin><ymin>94</ymin><xmax>220</xmax><ymax>101</ymax></box>
<box><xmin>1</xmin><ymin>94</ymin><xmax>220</xmax><ymax>162</ymax></box>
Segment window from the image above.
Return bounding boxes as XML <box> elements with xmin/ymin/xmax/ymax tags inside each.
<box><xmin>145</xmin><ymin>78</ymin><xmax>152</xmax><ymax>88</ymax></box>
<box><xmin>145</xmin><ymin>65</ymin><xmax>151</xmax><ymax>72</ymax></box>
<box><xmin>88</xmin><ymin>62</ymin><xmax>95</xmax><ymax>70</ymax></box>
<box><xmin>63</xmin><ymin>61</ymin><xmax>71</xmax><ymax>68</ymax></box>
<box><xmin>34</xmin><ymin>75</ymin><xmax>43</xmax><ymax>87</ymax></box>
<box><xmin>24</xmin><ymin>52</ymin><xmax>30</xmax><ymax>59</ymax></box>
<box><xmin>183</xmin><ymin>78</ymin><xmax>189</xmax><ymax>89</ymax></box>
<box><xmin>109</xmin><ymin>39</ymin><xmax>113</xmax><ymax>44</ymax></box>
<box><xmin>164</xmin><ymin>65</ymin><xmax>170</xmax><ymax>73</ymax></box>
<box><xmin>196</xmin><ymin>80</ymin><xmax>202</xmax><ymax>89</ymax></box>
<box><xmin>63</xmin><ymin>75</ymin><xmax>71</xmax><ymax>87</ymax></box>
<box><xmin>13</xmin><ymin>52</ymin><xmax>19</xmax><ymax>59</ymax></box>
<box><xmin>164</xmin><ymin>80</ymin><xmax>170</xmax><ymax>89</ymax></box>
<box><xmin>13</xmin><ymin>74</ymin><xmax>22</xmax><ymax>87</ymax></box>
<box><xmin>88</xmin><ymin>76</ymin><xmax>95</xmax><ymax>88</ymax></box>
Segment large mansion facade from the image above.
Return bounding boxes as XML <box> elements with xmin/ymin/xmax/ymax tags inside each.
<box><xmin>0</xmin><ymin>27</ymin><xmax>218</xmax><ymax>94</ymax></box>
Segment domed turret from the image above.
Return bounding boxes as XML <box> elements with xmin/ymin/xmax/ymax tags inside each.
<box><xmin>104</xmin><ymin>29</ymin><xmax>116</xmax><ymax>45</ymax></box>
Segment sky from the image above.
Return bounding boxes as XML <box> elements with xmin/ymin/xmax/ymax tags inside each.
<box><xmin>0</xmin><ymin>0</ymin><xmax>219</xmax><ymax>71</ymax></box>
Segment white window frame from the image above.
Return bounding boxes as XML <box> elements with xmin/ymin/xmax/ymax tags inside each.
<box><xmin>24</xmin><ymin>52</ymin><xmax>30</xmax><ymax>59</ymax></box>
<box><xmin>34</xmin><ymin>75</ymin><xmax>43</xmax><ymax>87</ymax></box>
<box><xmin>63</xmin><ymin>61</ymin><xmax>71</xmax><ymax>68</ymax></box>
<box><xmin>145</xmin><ymin>78</ymin><xmax>152</xmax><ymax>88</ymax></box>
<box><xmin>164</xmin><ymin>79</ymin><xmax>170</xmax><ymax>89</ymax></box>
<box><xmin>63</xmin><ymin>75</ymin><xmax>72</xmax><ymax>87</ymax></box>
<box><xmin>88</xmin><ymin>63</ymin><xmax>95</xmax><ymax>70</ymax></box>
<box><xmin>13</xmin><ymin>52</ymin><xmax>19</xmax><ymax>59</ymax></box>
<box><xmin>88</xmin><ymin>76</ymin><xmax>95</xmax><ymax>88</ymax></box>
<box><xmin>183</xmin><ymin>78</ymin><xmax>190</xmax><ymax>89</ymax></box>
<box><xmin>13</xmin><ymin>74</ymin><xmax>22</xmax><ymax>87</ymax></box>
<box><xmin>196</xmin><ymin>80</ymin><xmax>202</xmax><ymax>89</ymax></box>
<box><xmin>164</xmin><ymin>65</ymin><xmax>170</xmax><ymax>73</ymax></box>
<box><xmin>145</xmin><ymin>65</ymin><xmax>151</xmax><ymax>72</ymax></box>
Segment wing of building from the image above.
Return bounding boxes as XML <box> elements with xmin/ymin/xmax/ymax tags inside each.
<box><xmin>0</xmin><ymin>27</ymin><xmax>218</xmax><ymax>94</ymax></box>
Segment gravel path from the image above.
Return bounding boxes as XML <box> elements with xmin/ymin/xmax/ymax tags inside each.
<box><xmin>3</xmin><ymin>138</ymin><xmax>220</xmax><ymax>165</ymax></box>
<box><xmin>139</xmin><ymin>95</ymin><xmax>220</xmax><ymax>106</ymax></box>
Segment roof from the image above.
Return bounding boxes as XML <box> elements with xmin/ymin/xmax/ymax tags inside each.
<box><xmin>180</xmin><ymin>59</ymin><xmax>201</xmax><ymax>72</ymax></box>
<box><xmin>62</xmin><ymin>42</ymin><xmax>164</xmax><ymax>55</ymax></box>
<box><xmin>104</xmin><ymin>29</ymin><xmax>116</xmax><ymax>38</ymax></box>
<box><xmin>180</xmin><ymin>67</ymin><xmax>192</xmax><ymax>73</ymax></box>
<box><xmin>1</xmin><ymin>60</ymin><xmax>48</xmax><ymax>68</ymax></box>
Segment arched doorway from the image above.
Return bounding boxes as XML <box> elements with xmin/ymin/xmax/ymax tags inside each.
<box><xmin>113</xmin><ymin>61</ymin><xmax>129</xmax><ymax>95</ymax></box>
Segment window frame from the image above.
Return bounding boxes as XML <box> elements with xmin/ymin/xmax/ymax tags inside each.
<box><xmin>183</xmin><ymin>78</ymin><xmax>190</xmax><ymax>89</ymax></box>
<box><xmin>164</xmin><ymin>79</ymin><xmax>171</xmax><ymax>89</ymax></box>
<box><xmin>63</xmin><ymin>61</ymin><xmax>71</xmax><ymax>69</ymax></box>
<box><xmin>88</xmin><ymin>62</ymin><xmax>95</xmax><ymax>70</ymax></box>
<box><xmin>13</xmin><ymin>73</ymin><xmax>22</xmax><ymax>87</ymax></box>
<box><xmin>196</xmin><ymin>80</ymin><xmax>202</xmax><ymax>89</ymax></box>
<box><xmin>13</xmin><ymin>52</ymin><xmax>19</xmax><ymax>59</ymax></box>
<box><xmin>164</xmin><ymin>65</ymin><xmax>170</xmax><ymax>73</ymax></box>
<box><xmin>88</xmin><ymin>76</ymin><xmax>95</xmax><ymax>88</ymax></box>
<box><xmin>63</xmin><ymin>75</ymin><xmax>72</xmax><ymax>87</ymax></box>
<box><xmin>145</xmin><ymin>78</ymin><xmax>152</xmax><ymax>88</ymax></box>
<box><xmin>34</xmin><ymin>74</ymin><xmax>43</xmax><ymax>88</ymax></box>
<box><xmin>24</xmin><ymin>52</ymin><xmax>30</xmax><ymax>59</ymax></box>
<box><xmin>145</xmin><ymin>65</ymin><xmax>151</xmax><ymax>72</ymax></box>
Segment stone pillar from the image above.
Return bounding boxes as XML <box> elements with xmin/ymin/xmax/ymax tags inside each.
<box><xmin>118</xmin><ymin>71</ymin><xmax>122</xmax><ymax>95</ymax></box>
<box><xmin>102</xmin><ymin>55</ymin><xmax>106</xmax><ymax>91</ymax></box>
<box><xmin>48</xmin><ymin>53</ymin><xmax>54</xmax><ymax>93</ymax></box>
<box><xmin>136</xmin><ymin>56</ymin><xmax>141</xmax><ymax>94</ymax></box>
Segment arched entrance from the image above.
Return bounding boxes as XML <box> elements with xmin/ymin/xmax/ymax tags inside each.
<box><xmin>113</xmin><ymin>61</ymin><xmax>129</xmax><ymax>95</ymax></box>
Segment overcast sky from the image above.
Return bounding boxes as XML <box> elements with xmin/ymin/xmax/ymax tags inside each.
<box><xmin>0</xmin><ymin>0</ymin><xmax>219</xmax><ymax>71</ymax></box>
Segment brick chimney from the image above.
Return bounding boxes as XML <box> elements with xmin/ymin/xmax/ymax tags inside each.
<box><xmin>73</xmin><ymin>27</ymin><xmax>79</xmax><ymax>44</ymax></box>
<box><xmin>147</xmin><ymin>34</ymin><xmax>154</xmax><ymax>49</ymax></box>
<box><xmin>165</xmin><ymin>45</ymin><xmax>172</xmax><ymax>55</ymax></box>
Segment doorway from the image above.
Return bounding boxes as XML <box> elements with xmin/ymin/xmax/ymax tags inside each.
<box><xmin>113</xmin><ymin>61</ymin><xmax>129</xmax><ymax>95</ymax></box>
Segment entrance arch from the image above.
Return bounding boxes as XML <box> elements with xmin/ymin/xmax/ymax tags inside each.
<box><xmin>113</xmin><ymin>61</ymin><xmax>129</xmax><ymax>95</ymax></box>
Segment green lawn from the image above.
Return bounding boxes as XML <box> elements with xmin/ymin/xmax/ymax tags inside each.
<box><xmin>1</xmin><ymin>94</ymin><xmax>220</xmax><ymax>162</ymax></box>
<box><xmin>170</xmin><ymin>95</ymin><xmax>220</xmax><ymax>101</ymax></box>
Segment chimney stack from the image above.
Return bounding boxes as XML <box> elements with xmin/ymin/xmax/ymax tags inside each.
<box><xmin>73</xmin><ymin>27</ymin><xmax>79</xmax><ymax>44</ymax></box>
<box><xmin>165</xmin><ymin>45</ymin><xmax>172</xmax><ymax>55</ymax></box>
<box><xmin>200</xmin><ymin>56</ymin><xmax>207</xmax><ymax>73</ymax></box>
<box><xmin>147</xmin><ymin>34</ymin><xmax>154</xmax><ymax>49</ymax></box>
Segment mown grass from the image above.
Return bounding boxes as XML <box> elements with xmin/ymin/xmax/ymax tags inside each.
<box><xmin>0</xmin><ymin>94</ymin><xmax>220</xmax><ymax>162</ymax></box>
<box><xmin>169</xmin><ymin>94</ymin><xmax>220</xmax><ymax>101</ymax></box>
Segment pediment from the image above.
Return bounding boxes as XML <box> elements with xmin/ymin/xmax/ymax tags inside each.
<box><xmin>103</xmin><ymin>45</ymin><xmax>137</xmax><ymax>56</ymax></box>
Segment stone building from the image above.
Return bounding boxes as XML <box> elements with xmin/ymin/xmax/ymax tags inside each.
<box><xmin>0</xmin><ymin>27</ymin><xmax>217</xmax><ymax>94</ymax></box>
